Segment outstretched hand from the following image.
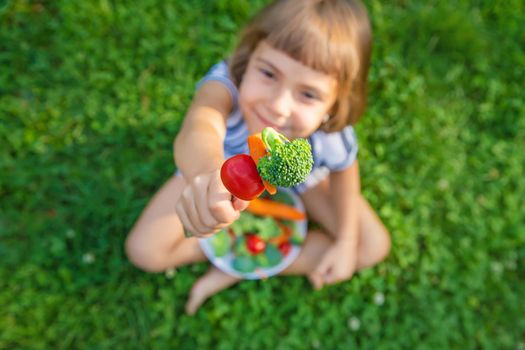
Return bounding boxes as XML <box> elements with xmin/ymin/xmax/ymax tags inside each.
<box><xmin>309</xmin><ymin>239</ymin><xmax>357</xmax><ymax>290</ymax></box>
<box><xmin>176</xmin><ymin>170</ymin><xmax>249</xmax><ymax>238</ymax></box>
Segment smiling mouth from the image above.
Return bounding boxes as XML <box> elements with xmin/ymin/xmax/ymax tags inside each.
<box><xmin>255</xmin><ymin>112</ymin><xmax>280</xmax><ymax>128</ymax></box>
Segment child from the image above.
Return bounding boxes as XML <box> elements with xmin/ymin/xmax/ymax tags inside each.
<box><xmin>125</xmin><ymin>0</ymin><xmax>390</xmax><ymax>315</ymax></box>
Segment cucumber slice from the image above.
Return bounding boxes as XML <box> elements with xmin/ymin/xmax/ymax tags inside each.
<box><xmin>210</xmin><ymin>230</ymin><xmax>232</xmax><ymax>257</ymax></box>
<box><xmin>255</xmin><ymin>252</ymin><xmax>270</xmax><ymax>267</ymax></box>
<box><xmin>233</xmin><ymin>236</ymin><xmax>251</xmax><ymax>257</ymax></box>
<box><xmin>232</xmin><ymin>256</ymin><xmax>257</xmax><ymax>273</ymax></box>
<box><xmin>264</xmin><ymin>244</ymin><xmax>283</xmax><ymax>267</ymax></box>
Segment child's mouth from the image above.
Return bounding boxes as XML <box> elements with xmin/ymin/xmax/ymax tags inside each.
<box><xmin>255</xmin><ymin>112</ymin><xmax>280</xmax><ymax>129</ymax></box>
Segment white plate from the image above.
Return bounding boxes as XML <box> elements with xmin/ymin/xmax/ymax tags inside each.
<box><xmin>199</xmin><ymin>188</ymin><xmax>307</xmax><ymax>280</ymax></box>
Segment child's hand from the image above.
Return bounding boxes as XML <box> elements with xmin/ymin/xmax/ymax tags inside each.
<box><xmin>176</xmin><ymin>170</ymin><xmax>250</xmax><ymax>238</ymax></box>
<box><xmin>309</xmin><ymin>238</ymin><xmax>357</xmax><ymax>289</ymax></box>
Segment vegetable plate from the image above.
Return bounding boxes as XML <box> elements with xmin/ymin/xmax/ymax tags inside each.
<box><xmin>199</xmin><ymin>188</ymin><xmax>307</xmax><ymax>279</ymax></box>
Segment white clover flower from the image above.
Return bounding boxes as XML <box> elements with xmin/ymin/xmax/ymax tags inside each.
<box><xmin>165</xmin><ymin>268</ymin><xmax>177</xmax><ymax>279</ymax></box>
<box><xmin>373</xmin><ymin>292</ymin><xmax>385</xmax><ymax>306</ymax></box>
<box><xmin>476</xmin><ymin>195</ymin><xmax>487</xmax><ymax>206</ymax></box>
<box><xmin>516</xmin><ymin>342</ymin><xmax>525</xmax><ymax>350</ymax></box>
<box><xmin>438</xmin><ymin>179</ymin><xmax>449</xmax><ymax>191</ymax></box>
<box><xmin>348</xmin><ymin>316</ymin><xmax>361</xmax><ymax>331</ymax></box>
<box><xmin>505</xmin><ymin>251</ymin><xmax>518</xmax><ymax>271</ymax></box>
<box><xmin>66</xmin><ymin>229</ymin><xmax>76</xmax><ymax>238</ymax></box>
<box><xmin>490</xmin><ymin>261</ymin><xmax>503</xmax><ymax>275</ymax></box>
<box><xmin>82</xmin><ymin>252</ymin><xmax>95</xmax><ymax>264</ymax></box>
<box><xmin>311</xmin><ymin>339</ymin><xmax>320</xmax><ymax>349</ymax></box>
<box><xmin>505</xmin><ymin>259</ymin><xmax>517</xmax><ymax>270</ymax></box>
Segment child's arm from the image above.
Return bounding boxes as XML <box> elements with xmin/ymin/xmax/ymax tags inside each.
<box><xmin>174</xmin><ymin>81</ymin><xmax>231</xmax><ymax>178</ymax></box>
<box><xmin>310</xmin><ymin>161</ymin><xmax>361</xmax><ymax>287</ymax></box>
<box><xmin>174</xmin><ymin>81</ymin><xmax>249</xmax><ymax>237</ymax></box>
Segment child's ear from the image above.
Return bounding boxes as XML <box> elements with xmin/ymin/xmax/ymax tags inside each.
<box><xmin>328</xmin><ymin>102</ymin><xmax>339</xmax><ymax>122</ymax></box>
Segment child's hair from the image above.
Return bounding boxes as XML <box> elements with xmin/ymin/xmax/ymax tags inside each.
<box><xmin>229</xmin><ymin>0</ymin><xmax>372</xmax><ymax>131</ymax></box>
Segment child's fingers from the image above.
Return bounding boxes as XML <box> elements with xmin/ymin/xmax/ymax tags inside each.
<box><xmin>312</xmin><ymin>253</ymin><xmax>339</xmax><ymax>286</ymax></box>
<box><xmin>309</xmin><ymin>271</ymin><xmax>324</xmax><ymax>290</ymax></box>
<box><xmin>208</xmin><ymin>175</ymin><xmax>243</xmax><ymax>223</ymax></box>
<box><xmin>322</xmin><ymin>272</ymin><xmax>337</xmax><ymax>285</ymax></box>
<box><xmin>311</xmin><ymin>261</ymin><xmax>331</xmax><ymax>290</ymax></box>
<box><xmin>314</xmin><ymin>254</ymin><xmax>331</xmax><ymax>277</ymax></box>
<box><xmin>181</xmin><ymin>187</ymin><xmax>214</xmax><ymax>234</ymax></box>
<box><xmin>175</xmin><ymin>201</ymin><xmax>199</xmax><ymax>237</ymax></box>
<box><xmin>193</xmin><ymin>176</ymin><xmax>223</xmax><ymax>229</ymax></box>
<box><xmin>177</xmin><ymin>185</ymin><xmax>226</xmax><ymax>236</ymax></box>
<box><xmin>232</xmin><ymin>197</ymin><xmax>250</xmax><ymax>211</ymax></box>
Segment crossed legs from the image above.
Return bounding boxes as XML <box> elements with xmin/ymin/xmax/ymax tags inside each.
<box><xmin>125</xmin><ymin>176</ymin><xmax>390</xmax><ymax>314</ymax></box>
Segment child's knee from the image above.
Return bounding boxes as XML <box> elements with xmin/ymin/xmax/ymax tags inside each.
<box><xmin>376</xmin><ymin>227</ymin><xmax>391</xmax><ymax>263</ymax></box>
<box><xmin>356</xmin><ymin>224</ymin><xmax>391</xmax><ymax>270</ymax></box>
<box><xmin>125</xmin><ymin>233</ymin><xmax>166</xmax><ymax>273</ymax></box>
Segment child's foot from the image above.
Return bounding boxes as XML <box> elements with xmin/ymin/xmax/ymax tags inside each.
<box><xmin>185</xmin><ymin>266</ymin><xmax>240</xmax><ymax>315</ymax></box>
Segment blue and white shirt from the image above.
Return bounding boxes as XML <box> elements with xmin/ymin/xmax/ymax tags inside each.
<box><xmin>197</xmin><ymin>61</ymin><xmax>358</xmax><ymax>194</ymax></box>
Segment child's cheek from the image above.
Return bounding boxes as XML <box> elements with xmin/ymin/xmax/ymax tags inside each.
<box><xmin>290</xmin><ymin>114</ymin><xmax>319</xmax><ymax>138</ymax></box>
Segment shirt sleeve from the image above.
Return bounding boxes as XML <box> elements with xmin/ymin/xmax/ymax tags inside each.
<box><xmin>195</xmin><ymin>60</ymin><xmax>238</xmax><ymax>107</ymax></box>
<box><xmin>309</xmin><ymin>126</ymin><xmax>359</xmax><ymax>171</ymax></box>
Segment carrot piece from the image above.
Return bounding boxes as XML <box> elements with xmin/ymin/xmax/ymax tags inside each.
<box><xmin>268</xmin><ymin>224</ymin><xmax>293</xmax><ymax>246</ymax></box>
<box><xmin>262</xmin><ymin>180</ymin><xmax>277</xmax><ymax>195</ymax></box>
<box><xmin>247</xmin><ymin>198</ymin><xmax>306</xmax><ymax>221</ymax></box>
<box><xmin>247</xmin><ymin>133</ymin><xmax>266</xmax><ymax>164</ymax></box>
<box><xmin>247</xmin><ymin>133</ymin><xmax>277</xmax><ymax>195</ymax></box>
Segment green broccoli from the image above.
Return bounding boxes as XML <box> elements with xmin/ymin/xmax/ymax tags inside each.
<box><xmin>257</xmin><ymin>127</ymin><xmax>313</xmax><ymax>187</ymax></box>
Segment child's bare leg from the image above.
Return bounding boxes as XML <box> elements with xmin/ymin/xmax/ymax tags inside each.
<box><xmin>125</xmin><ymin>176</ymin><xmax>207</xmax><ymax>272</ymax></box>
<box><xmin>352</xmin><ymin>195</ymin><xmax>391</xmax><ymax>268</ymax></box>
<box><xmin>300</xmin><ymin>178</ymin><xmax>391</xmax><ymax>269</ymax></box>
<box><xmin>185</xmin><ymin>266</ymin><xmax>241</xmax><ymax>315</ymax></box>
<box><xmin>126</xmin><ymin>176</ymin><xmax>241</xmax><ymax>315</ymax></box>
<box><xmin>281</xmin><ymin>184</ymin><xmax>391</xmax><ymax>285</ymax></box>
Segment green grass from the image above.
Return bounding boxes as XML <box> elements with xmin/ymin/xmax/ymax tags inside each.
<box><xmin>1</xmin><ymin>0</ymin><xmax>524</xmax><ymax>348</ymax></box>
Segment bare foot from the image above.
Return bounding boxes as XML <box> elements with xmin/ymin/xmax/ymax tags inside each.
<box><xmin>185</xmin><ymin>266</ymin><xmax>240</xmax><ymax>315</ymax></box>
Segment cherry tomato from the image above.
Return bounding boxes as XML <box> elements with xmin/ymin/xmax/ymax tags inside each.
<box><xmin>246</xmin><ymin>234</ymin><xmax>266</xmax><ymax>255</ymax></box>
<box><xmin>221</xmin><ymin>154</ymin><xmax>265</xmax><ymax>201</ymax></box>
<box><xmin>278</xmin><ymin>242</ymin><xmax>292</xmax><ymax>256</ymax></box>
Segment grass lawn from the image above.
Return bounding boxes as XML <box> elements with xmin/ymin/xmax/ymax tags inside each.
<box><xmin>1</xmin><ymin>0</ymin><xmax>524</xmax><ymax>349</ymax></box>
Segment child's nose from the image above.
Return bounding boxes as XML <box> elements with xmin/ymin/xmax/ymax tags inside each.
<box><xmin>268</xmin><ymin>88</ymin><xmax>292</xmax><ymax>118</ymax></box>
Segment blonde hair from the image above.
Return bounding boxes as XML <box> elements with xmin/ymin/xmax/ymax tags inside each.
<box><xmin>229</xmin><ymin>0</ymin><xmax>372</xmax><ymax>131</ymax></box>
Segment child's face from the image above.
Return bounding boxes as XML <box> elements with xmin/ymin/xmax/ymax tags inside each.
<box><xmin>238</xmin><ymin>41</ymin><xmax>338</xmax><ymax>138</ymax></box>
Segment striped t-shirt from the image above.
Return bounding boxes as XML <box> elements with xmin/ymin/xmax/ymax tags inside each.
<box><xmin>197</xmin><ymin>61</ymin><xmax>358</xmax><ymax>194</ymax></box>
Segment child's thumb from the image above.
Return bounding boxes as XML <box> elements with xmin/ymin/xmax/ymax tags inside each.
<box><xmin>309</xmin><ymin>271</ymin><xmax>324</xmax><ymax>290</ymax></box>
<box><xmin>311</xmin><ymin>256</ymin><xmax>331</xmax><ymax>286</ymax></box>
<box><xmin>232</xmin><ymin>197</ymin><xmax>250</xmax><ymax>211</ymax></box>
<box><xmin>315</xmin><ymin>254</ymin><xmax>331</xmax><ymax>275</ymax></box>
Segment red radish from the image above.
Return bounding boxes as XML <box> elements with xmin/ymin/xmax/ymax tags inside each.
<box><xmin>220</xmin><ymin>154</ymin><xmax>265</xmax><ymax>201</ymax></box>
<box><xmin>246</xmin><ymin>234</ymin><xmax>266</xmax><ymax>255</ymax></box>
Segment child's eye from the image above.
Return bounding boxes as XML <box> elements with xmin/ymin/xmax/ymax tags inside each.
<box><xmin>259</xmin><ymin>68</ymin><xmax>275</xmax><ymax>80</ymax></box>
<box><xmin>301</xmin><ymin>90</ymin><xmax>319</xmax><ymax>101</ymax></box>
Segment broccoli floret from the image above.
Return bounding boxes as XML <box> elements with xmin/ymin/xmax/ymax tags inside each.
<box><xmin>257</xmin><ymin>127</ymin><xmax>313</xmax><ymax>187</ymax></box>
